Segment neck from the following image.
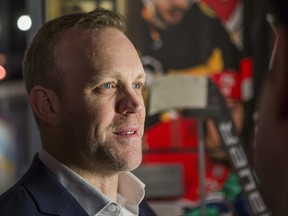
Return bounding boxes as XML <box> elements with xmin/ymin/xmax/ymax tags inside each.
<box><xmin>43</xmin><ymin>146</ymin><xmax>121</xmax><ymax>201</ymax></box>
<box><xmin>76</xmin><ymin>168</ymin><xmax>120</xmax><ymax>201</ymax></box>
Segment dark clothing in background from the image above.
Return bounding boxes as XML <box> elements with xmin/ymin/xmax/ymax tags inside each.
<box><xmin>139</xmin><ymin>3</ymin><xmax>241</xmax><ymax>73</ymax></box>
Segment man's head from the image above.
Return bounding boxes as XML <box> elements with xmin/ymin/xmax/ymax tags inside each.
<box><xmin>23</xmin><ymin>8</ymin><xmax>126</xmax><ymax>97</ymax></box>
<box><xmin>142</xmin><ymin>0</ymin><xmax>191</xmax><ymax>29</ymax></box>
<box><xmin>23</xmin><ymin>8</ymin><xmax>146</xmax><ymax>175</ymax></box>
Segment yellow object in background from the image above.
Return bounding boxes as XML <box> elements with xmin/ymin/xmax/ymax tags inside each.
<box><xmin>168</xmin><ymin>48</ymin><xmax>224</xmax><ymax>76</ymax></box>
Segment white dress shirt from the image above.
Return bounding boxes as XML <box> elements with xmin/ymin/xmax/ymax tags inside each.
<box><xmin>38</xmin><ymin>148</ymin><xmax>145</xmax><ymax>216</ymax></box>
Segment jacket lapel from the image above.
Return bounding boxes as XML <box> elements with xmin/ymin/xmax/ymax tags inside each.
<box><xmin>22</xmin><ymin>156</ymin><xmax>88</xmax><ymax>216</ymax></box>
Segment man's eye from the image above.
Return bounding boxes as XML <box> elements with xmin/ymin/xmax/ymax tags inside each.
<box><xmin>132</xmin><ymin>83</ymin><xmax>143</xmax><ymax>89</ymax></box>
<box><xmin>101</xmin><ymin>82</ymin><xmax>115</xmax><ymax>89</ymax></box>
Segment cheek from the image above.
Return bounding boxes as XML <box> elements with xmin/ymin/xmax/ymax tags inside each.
<box><xmin>138</xmin><ymin>109</ymin><xmax>146</xmax><ymax>134</ymax></box>
<box><xmin>88</xmin><ymin>99</ymin><xmax>118</xmax><ymax>128</ymax></box>
<box><xmin>140</xmin><ymin>108</ymin><xmax>146</xmax><ymax>122</ymax></box>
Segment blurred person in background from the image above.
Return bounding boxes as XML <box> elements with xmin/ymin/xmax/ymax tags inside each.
<box><xmin>254</xmin><ymin>0</ymin><xmax>288</xmax><ymax>215</ymax></box>
<box><xmin>132</xmin><ymin>0</ymin><xmax>241</xmax><ymax>77</ymax></box>
<box><xmin>0</xmin><ymin>8</ymin><xmax>155</xmax><ymax>216</ymax></box>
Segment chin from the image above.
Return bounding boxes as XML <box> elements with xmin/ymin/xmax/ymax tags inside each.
<box><xmin>125</xmin><ymin>153</ymin><xmax>143</xmax><ymax>171</ymax></box>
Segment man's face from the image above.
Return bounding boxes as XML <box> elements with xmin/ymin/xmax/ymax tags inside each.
<box><xmin>57</xmin><ymin>27</ymin><xmax>146</xmax><ymax>174</ymax></box>
<box><xmin>153</xmin><ymin>0</ymin><xmax>190</xmax><ymax>26</ymax></box>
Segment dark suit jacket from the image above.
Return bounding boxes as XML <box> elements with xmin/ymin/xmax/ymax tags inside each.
<box><xmin>0</xmin><ymin>155</ymin><xmax>156</xmax><ymax>216</ymax></box>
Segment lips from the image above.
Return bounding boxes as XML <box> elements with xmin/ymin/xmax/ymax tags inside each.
<box><xmin>113</xmin><ymin>128</ymin><xmax>139</xmax><ymax>136</ymax></box>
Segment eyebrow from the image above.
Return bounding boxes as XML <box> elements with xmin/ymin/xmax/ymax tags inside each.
<box><xmin>87</xmin><ymin>70</ymin><xmax>146</xmax><ymax>86</ymax></box>
<box><xmin>135</xmin><ymin>72</ymin><xmax>146</xmax><ymax>80</ymax></box>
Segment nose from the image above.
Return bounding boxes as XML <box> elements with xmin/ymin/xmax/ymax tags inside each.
<box><xmin>117</xmin><ymin>90</ymin><xmax>145</xmax><ymax>115</ymax></box>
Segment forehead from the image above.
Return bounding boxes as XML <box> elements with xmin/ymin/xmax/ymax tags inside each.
<box><xmin>56</xmin><ymin>27</ymin><xmax>145</xmax><ymax>82</ymax></box>
<box><xmin>58</xmin><ymin>27</ymin><xmax>138</xmax><ymax>59</ymax></box>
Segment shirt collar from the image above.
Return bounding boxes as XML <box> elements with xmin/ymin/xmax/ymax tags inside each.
<box><xmin>118</xmin><ymin>171</ymin><xmax>145</xmax><ymax>214</ymax></box>
<box><xmin>38</xmin><ymin>148</ymin><xmax>145</xmax><ymax>216</ymax></box>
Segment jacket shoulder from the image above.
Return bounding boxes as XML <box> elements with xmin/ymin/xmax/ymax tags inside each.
<box><xmin>0</xmin><ymin>184</ymin><xmax>42</xmax><ymax>215</ymax></box>
<box><xmin>139</xmin><ymin>200</ymin><xmax>157</xmax><ymax>216</ymax></box>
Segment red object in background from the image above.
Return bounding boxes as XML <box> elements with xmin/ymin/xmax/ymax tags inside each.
<box><xmin>240</xmin><ymin>57</ymin><xmax>253</xmax><ymax>80</ymax></box>
<box><xmin>145</xmin><ymin>116</ymin><xmax>198</xmax><ymax>149</ymax></box>
<box><xmin>211</xmin><ymin>57</ymin><xmax>254</xmax><ymax>102</ymax></box>
<box><xmin>240</xmin><ymin>57</ymin><xmax>254</xmax><ymax>101</ymax></box>
<box><xmin>143</xmin><ymin>116</ymin><xmax>230</xmax><ymax>201</ymax></box>
<box><xmin>211</xmin><ymin>70</ymin><xmax>242</xmax><ymax>101</ymax></box>
<box><xmin>201</xmin><ymin>0</ymin><xmax>240</xmax><ymax>21</ymax></box>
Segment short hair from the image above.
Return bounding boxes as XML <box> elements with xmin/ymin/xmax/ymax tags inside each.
<box><xmin>22</xmin><ymin>8</ymin><xmax>126</xmax><ymax>96</ymax></box>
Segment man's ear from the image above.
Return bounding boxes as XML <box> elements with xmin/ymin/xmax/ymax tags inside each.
<box><xmin>29</xmin><ymin>86</ymin><xmax>62</xmax><ymax>127</ymax></box>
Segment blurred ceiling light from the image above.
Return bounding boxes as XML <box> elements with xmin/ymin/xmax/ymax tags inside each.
<box><xmin>17</xmin><ymin>15</ymin><xmax>32</xmax><ymax>31</ymax></box>
<box><xmin>0</xmin><ymin>65</ymin><xmax>6</xmax><ymax>80</ymax></box>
